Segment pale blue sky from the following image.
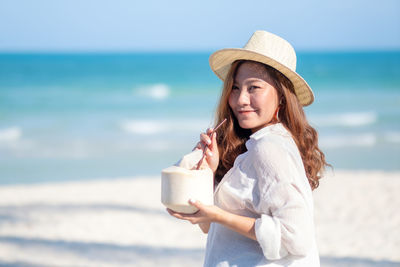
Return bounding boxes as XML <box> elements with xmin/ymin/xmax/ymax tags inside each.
<box><xmin>0</xmin><ymin>0</ymin><xmax>399</xmax><ymax>52</ymax></box>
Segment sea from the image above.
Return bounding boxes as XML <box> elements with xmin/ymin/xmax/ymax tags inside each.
<box><xmin>0</xmin><ymin>51</ymin><xmax>399</xmax><ymax>184</ymax></box>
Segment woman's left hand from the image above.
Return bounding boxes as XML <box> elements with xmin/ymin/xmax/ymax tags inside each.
<box><xmin>167</xmin><ymin>199</ymin><xmax>257</xmax><ymax>240</ymax></box>
<box><xmin>167</xmin><ymin>199</ymin><xmax>223</xmax><ymax>225</ymax></box>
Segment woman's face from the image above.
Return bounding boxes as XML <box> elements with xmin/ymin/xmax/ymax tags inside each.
<box><xmin>228</xmin><ymin>61</ymin><xmax>279</xmax><ymax>133</ymax></box>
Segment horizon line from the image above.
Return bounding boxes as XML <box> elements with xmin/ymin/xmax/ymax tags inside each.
<box><xmin>0</xmin><ymin>48</ymin><xmax>400</xmax><ymax>54</ymax></box>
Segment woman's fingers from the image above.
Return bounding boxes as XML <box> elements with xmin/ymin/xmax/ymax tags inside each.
<box><xmin>167</xmin><ymin>208</ymin><xmax>193</xmax><ymax>219</ymax></box>
<box><xmin>194</xmin><ymin>127</ymin><xmax>219</xmax><ymax>172</ymax></box>
<box><xmin>166</xmin><ymin>207</ymin><xmax>200</xmax><ymax>224</ymax></box>
<box><xmin>167</xmin><ymin>200</ymin><xmax>220</xmax><ymax>225</ymax></box>
<box><xmin>200</xmin><ymin>132</ymin><xmax>212</xmax><ymax>146</ymax></box>
<box><xmin>210</xmin><ymin>131</ymin><xmax>218</xmax><ymax>152</ymax></box>
<box><xmin>167</xmin><ymin>208</ymin><xmax>185</xmax><ymax>221</ymax></box>
<box><xmin>189</xmin><ymin>198</ymin><xmax>203</xmax><ymax>209</ymax></box>
<box><xmin>200</xmin><ymin>127</ymin><xmax>218</xmax><ymax>149</ymax></box>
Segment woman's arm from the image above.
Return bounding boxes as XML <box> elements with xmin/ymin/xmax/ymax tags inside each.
<box><xmin>215</xmin><ymin>205</ymin><xmax>256</xmax><ymax>240</ymax></box>
<box><xmin>167</xmin><ymin>199</ymin><xmax>257</xmax><ymax>240</ymax></box>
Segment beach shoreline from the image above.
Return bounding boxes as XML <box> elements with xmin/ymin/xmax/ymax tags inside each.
<box><xmin>0</xmin><ymin>170</ymin><xmax>399</xmax><ymax>266</ymax></box>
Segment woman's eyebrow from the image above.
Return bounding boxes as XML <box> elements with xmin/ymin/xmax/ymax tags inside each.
<box><xmin>244</xmin><ymin>78</ymin><xmax>264</xmax><ymax>84</ymax></box>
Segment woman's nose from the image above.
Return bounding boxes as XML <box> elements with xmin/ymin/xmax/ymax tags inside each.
<box><xmin>237</xmin><ymin>89</ymin><xmax>250</xmax><ymax>105</ymax></box>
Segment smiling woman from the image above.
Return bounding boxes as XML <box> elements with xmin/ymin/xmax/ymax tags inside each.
<box><xmin>167</xmin><ymin>30</ymin><xmax>329</xmax><ymax>267</ymax></box>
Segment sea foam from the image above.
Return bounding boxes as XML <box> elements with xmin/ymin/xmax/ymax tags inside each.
<box><xmin>120</xmin><ymin>119</ymin><xmax>210</xmax><ymax>135</ymax></box>
<box><xmin>384</xmin><ymin>132</ymin><xmax>400</xmax><ymax>143</ymax></box>
<box><xmin>135</xmin><ymin>83</ymin><xmax>170</xmax><ymax>100</ymax></box>
<box><xmin>121</xmin><ymin>120</ymin><xmax>167</xmax><ymax>135</ymax></box>
<box><xmin>0</xmin><ymin>127</ymin><xmax>22</xmax><ymax>142</ymax></box>
<box><xmin>310</xmin><ymin>111</ymin><xmax>377</xmax><ymax>127</ymax></box>
<box><xmin>320</xmin><ymin>133</ymin><xmax>376</xmax><ymax>148</ymax></box>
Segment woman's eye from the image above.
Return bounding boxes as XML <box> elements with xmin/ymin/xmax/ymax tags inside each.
<box><xmin>249</xmin><ymin>86</ymin><xmax>259</xmax><ymax>91</ymax></box>
<box><xmin>232</xmin><ymin>85</ymin><xmax>239</xmax><ymax>90</ymax></box>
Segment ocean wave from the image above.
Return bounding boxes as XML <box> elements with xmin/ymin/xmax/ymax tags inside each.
<box><xmin>120</xmin><ymin>119</ymin><xmax>210</xmax><ymax>135</ymax></box>
<box><xmin>384</xmin><ymin>132</ymin><xmax>400</xmax><ymax>143</ymax></box>
<box><xmin>134</xmin><ymin>83</ymin><xmax>170</xmax><ymax>100</ymax></box>
<box><xmin>310</xmin><ymin>111</ymin><xmax>377</xmax><ymax>127</ymax></box>
<box><xmin>0</xmin><ymin>139</ymin><xmax>91</xmax><ymax>159</ymax></box>
<box><xmin>120</xmin><ymin>120</ymin><xmax>167</xmax><ymax>135</ymax></box>
<box><xmin>320</xmin><ymin>133</ymin><xmax>376</xmax><ymax>148</ymax></box>
<box><xmin>0</xmin><ymin>127</ymin><xmax>22</xmax><ymax>142</ymax></box>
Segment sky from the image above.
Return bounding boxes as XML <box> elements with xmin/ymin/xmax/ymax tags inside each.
<box><xmin>0</xmin><ymin>0</ymin><xmax>399</xmax><ymax>52</ymax></box>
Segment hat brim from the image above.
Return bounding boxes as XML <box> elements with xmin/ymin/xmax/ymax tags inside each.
<box><xmin>209</xmin><ymin>48</ymin><xmax>314</xmax><ymax>106</ymax></box>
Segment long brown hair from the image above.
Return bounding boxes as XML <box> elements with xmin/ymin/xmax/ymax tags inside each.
<box><xmin>213</xmin><ymin>60</ymin><xmax>329</xmax><ymax>190</ymax></box>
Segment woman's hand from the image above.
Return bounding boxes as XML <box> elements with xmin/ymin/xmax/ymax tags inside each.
<box><xmin>167</xmin><ymin>199</ymin><xmax>223</xmax><ymax>225</ymax></box>
<box><xmin>194</xmin><ymin>128</ymin><xmax>219</xmax><ymax>172</ymax></box>
<box><xmin>167</xmin><ymin>199</ymin><xmax>257</xmax><ymax>240</ymax></box>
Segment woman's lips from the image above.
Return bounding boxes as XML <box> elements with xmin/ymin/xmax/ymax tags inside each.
<box><xmin>238</xmin><ymin>110</ymin><xmax>256</xmax><ymax>115</ymax></box>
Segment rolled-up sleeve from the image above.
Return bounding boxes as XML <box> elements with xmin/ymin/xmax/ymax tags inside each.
<box><xmin>254</xmin><ymin>181</ymin><xmax>313</xmax><ymax>260</ymax></box>
<box><xmin>250</xmin><ymin>141</ymin><xmax>314</xmax><ymax>260</ymax></box>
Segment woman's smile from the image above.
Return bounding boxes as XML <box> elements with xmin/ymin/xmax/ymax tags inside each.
<box><xmin>238</xmin><ymin>109</ymin><xmax>257</xmax><ymax>115</ymax></box>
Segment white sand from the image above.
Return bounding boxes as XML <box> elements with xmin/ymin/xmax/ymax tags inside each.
<box><xmin>0</xmin><ymin>170</ymin><xmax>399</xmax><ymax>267</ymax></box>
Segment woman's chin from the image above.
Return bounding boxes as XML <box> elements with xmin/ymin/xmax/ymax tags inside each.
<box><xmin>238</xmin><ymin>122</ymin><xmax>256</xmax><ymax>130</ymax></box>
<box><xmin>238</xmin><ymin>121</ymin><xmax>271</xmax><ymax>133</ymax></box>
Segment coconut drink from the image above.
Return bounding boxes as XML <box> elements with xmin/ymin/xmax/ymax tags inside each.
<box><xmin>161</xmin><ymin>164</ymin><xmax>213</xmax><ymax>214</ymax></box>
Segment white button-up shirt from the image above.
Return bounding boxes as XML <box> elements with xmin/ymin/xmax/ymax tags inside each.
<box><xmin>203</xmin><ymin>123</ymin><xmax>320</xmax><ymax>267</ymax></box>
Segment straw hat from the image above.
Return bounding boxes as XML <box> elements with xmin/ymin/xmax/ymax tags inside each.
<box><xmin>209</xmin><ymin>30</ymin><xmax>314</xmax><ymax>106</ymax></box>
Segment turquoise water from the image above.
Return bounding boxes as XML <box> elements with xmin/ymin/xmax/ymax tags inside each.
<box><xmin>0</xmin><ymin>52</ymin><xmax>399</xmax><ymax>184</ymax></box>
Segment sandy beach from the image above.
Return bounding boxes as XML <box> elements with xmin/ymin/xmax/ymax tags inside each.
<box><xmin>0</xmin><ymin>170</ymin><xmax>399</xmax><ymax>267</ymax></box>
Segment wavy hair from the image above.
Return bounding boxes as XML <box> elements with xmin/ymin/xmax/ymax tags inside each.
<box><xmin>213</xmin><ymin>60</ymin><xmax>329</xmax><ymax>190</ymax></box>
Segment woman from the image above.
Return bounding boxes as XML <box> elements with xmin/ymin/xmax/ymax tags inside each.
<box><xmin>168</xmin><ymin>30</ymin><xmax>328</xmax><ymax>266</ymax></box>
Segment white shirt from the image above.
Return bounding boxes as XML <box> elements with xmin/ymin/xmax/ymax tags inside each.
<box><xmin>203</xmin><ymin>123</ymin><xmax>320</xmax><ymax>267</ymax></box>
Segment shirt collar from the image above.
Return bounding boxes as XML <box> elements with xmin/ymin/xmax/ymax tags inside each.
<box><xmin>246</xmin><ymin>123</ymin><xmax>289</xmax><ymax>150</ymax></box>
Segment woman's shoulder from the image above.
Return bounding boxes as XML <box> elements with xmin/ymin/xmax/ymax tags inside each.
<box><xmin>245</xmin><ymin>125</ymin><xmax>304</xmax><ymax>182</ymax></box>
<box><xmin>247</xmin><ymin>123</ymin><xmax>293</xmax><ymax>147</ymax></box>
<box><xmin>248</xmin><ymin>126</ymin><xmax>296</xmax><ymax>161</ymax></box>
<box><xmin>250</xmin><ymin>136</ymin><xmax>292</xmax><ymax>166</ymax></box>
